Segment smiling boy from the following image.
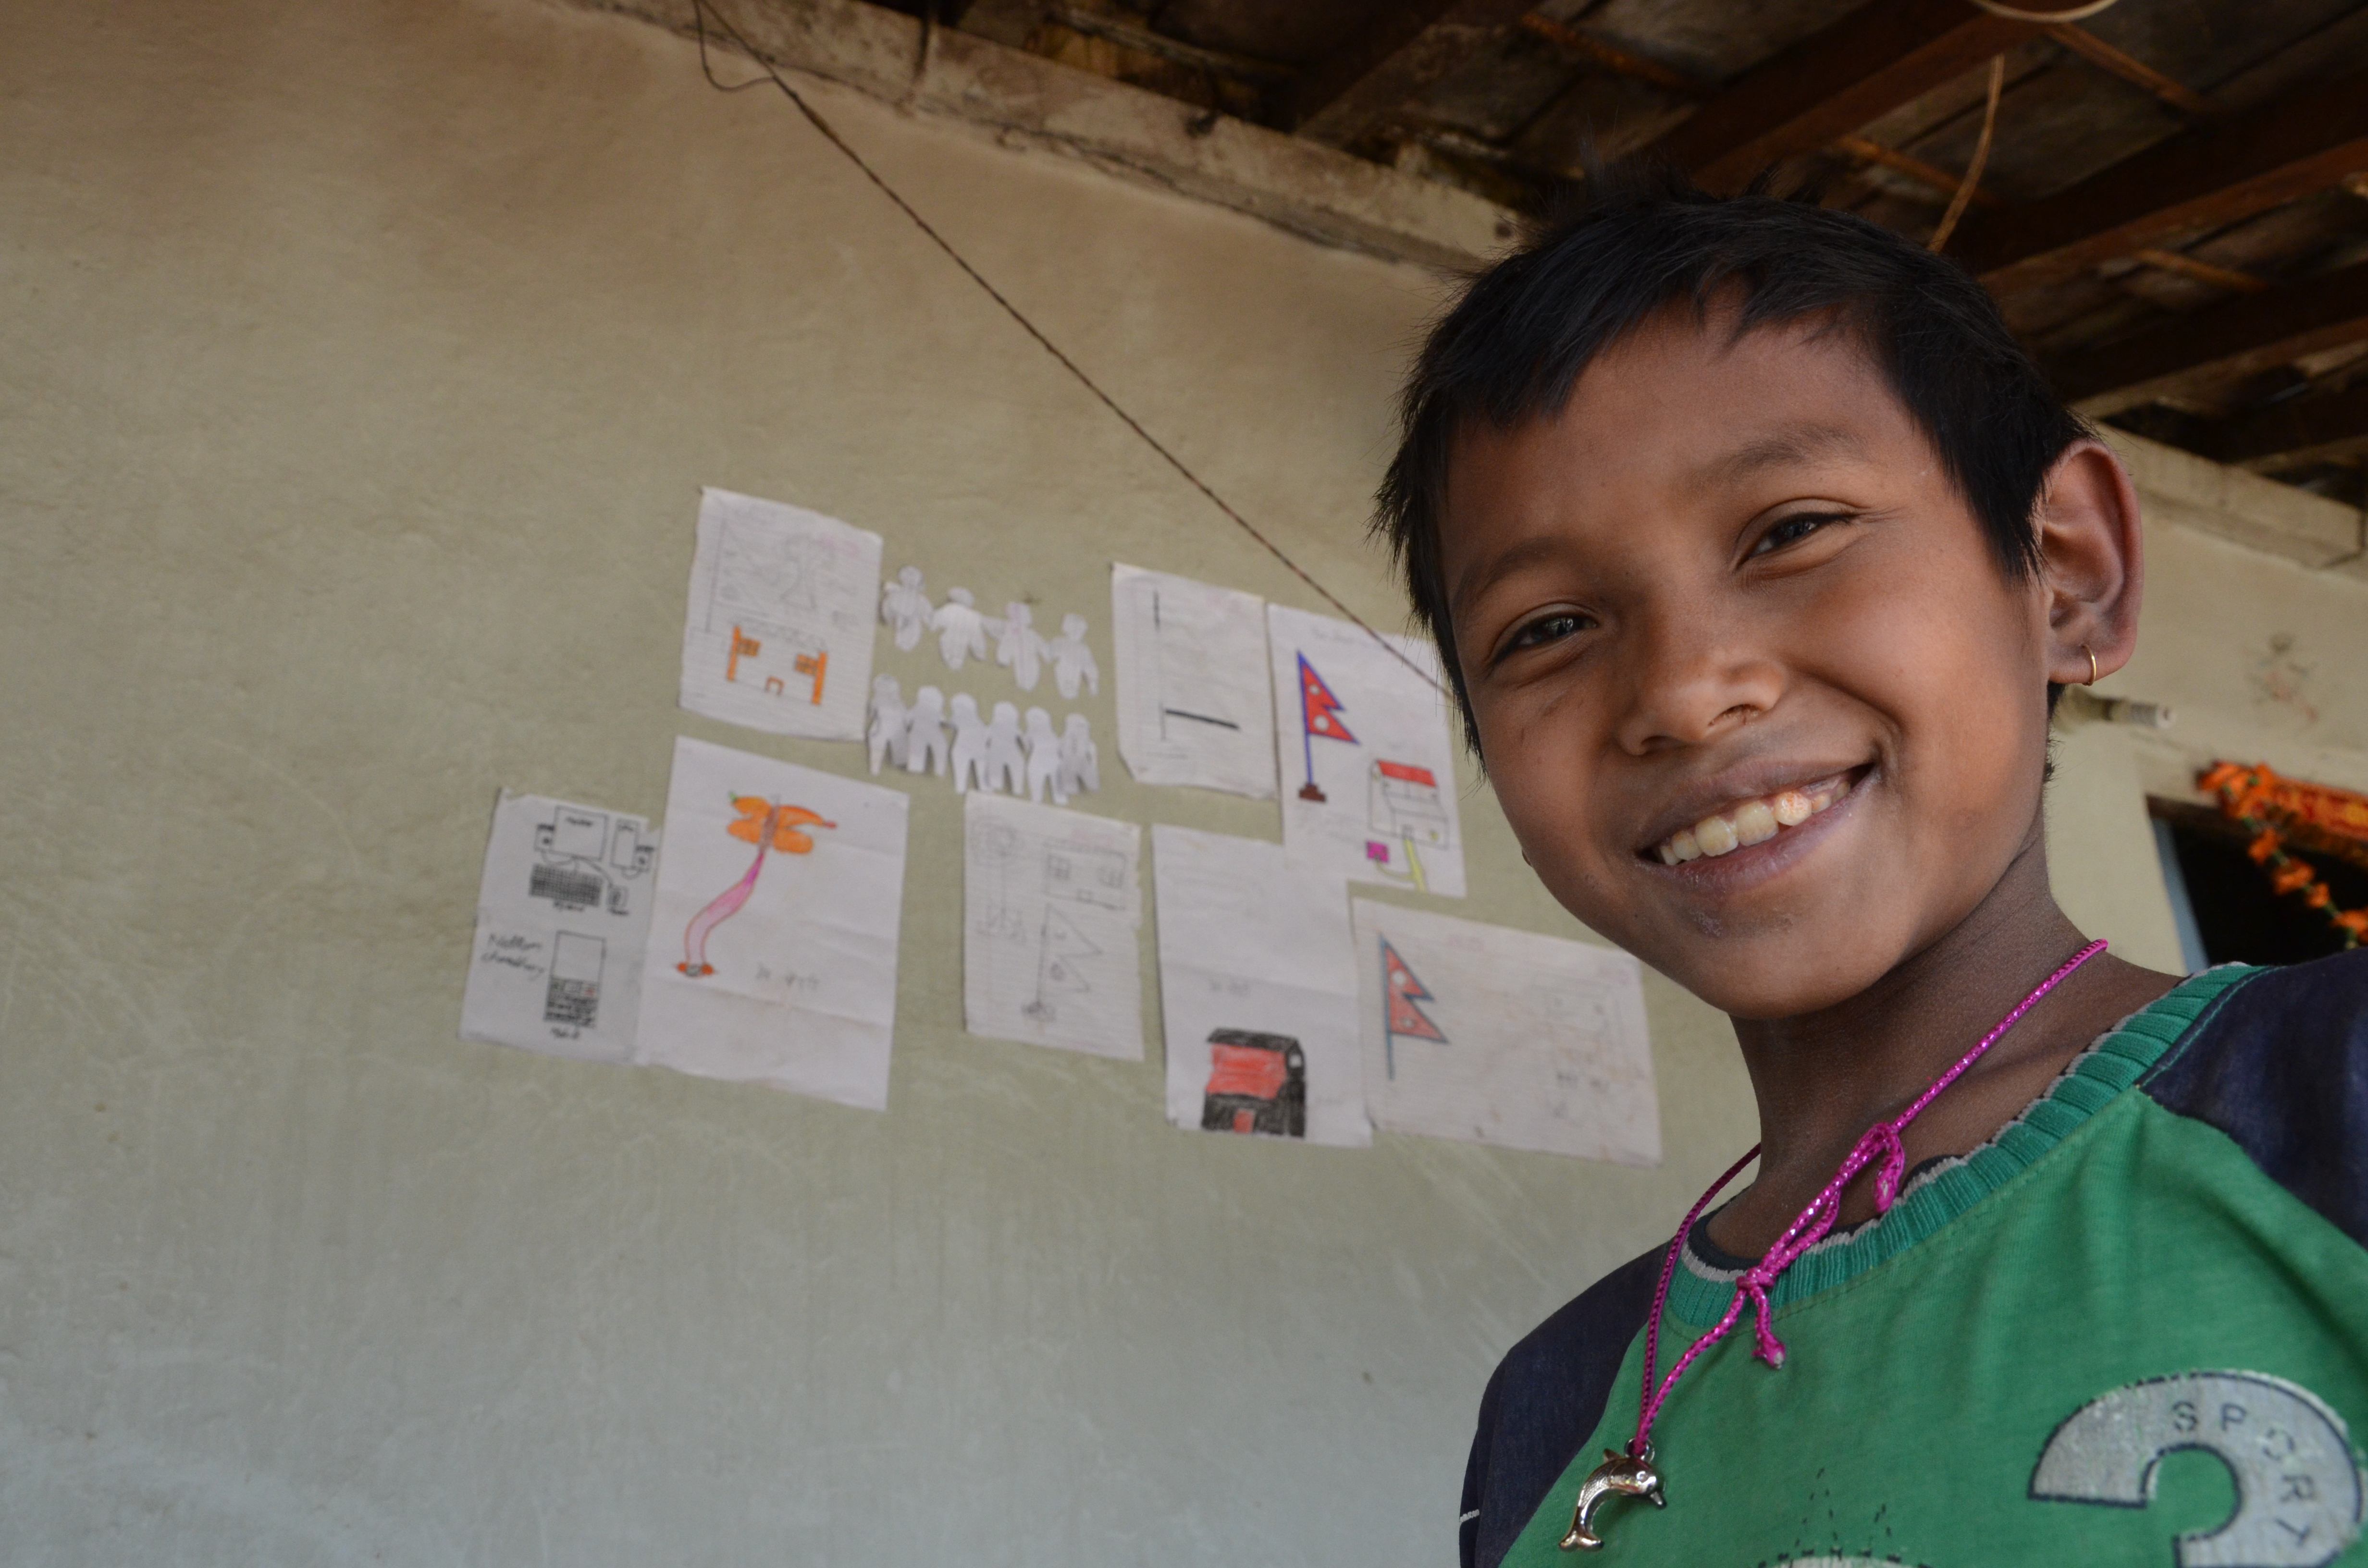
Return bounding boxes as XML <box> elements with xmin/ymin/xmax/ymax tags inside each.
<box><xmin>1381</xmin><ymin>179</ymin><xmax>2368</xmax><ymax>1568</ymax></box>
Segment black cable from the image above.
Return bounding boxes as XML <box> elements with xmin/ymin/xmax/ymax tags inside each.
<box><xmin>688</xmin><ymin>0</ymin><xmax>1444</xmax><ymax>696</ymax></box>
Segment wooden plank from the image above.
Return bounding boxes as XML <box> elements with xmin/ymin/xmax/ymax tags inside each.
<box><xmin>2105</xmin><ymin>428</ymin><xmax>2364</xmax><ymax>570</ymax></box>
<box><xmin>2206</xmin><ymin>380</ymin><xmax>2368</xmax><ymax>470</ymax></box>
<box><xmin>1515</xmin><ymin>14</ymin><xmax>1709</xmax><ymax>98</ymax></box>
<box><xmin>1285</xmin><ymin>0</ymin><xmax>1536</xmax><ymax>148</ymax></box>
<box><xmin>1956</xmin><ymin>66</ymin><xmax>2368</xmax><ymax>291</ymax></box>
<box><xmin>1634</xmin><ymin>0</ymin><xmax>2036</xmax><ymax>193</ymax></box>
<box><xmin>2046</xmin><ymin>262</ymin><xmax>2368</xmax><ymax>408</ymax></box>
<box><xmin>2130</xmin><ymin>248</ymin><xmax>2269</xmax><ymax>295</ymax></box>
<box><xmin>2042</xmin><ymin>24</ymin><xmax>2215</xmax><ymax>120</ymax></box>
<box><xmin>1835</xmin><ymin>134</ymin><xmax>2003</xmax><ymax>207</ymax></box>
<box><xmin>956</xmin><ymin>0</ymin><xmax>1047</xmax><ymax>48</ymax></box>
<box><xmin>579</xmin><ymin>0</ymin><xmax>1517</xmax><ymax>270</ymax></box>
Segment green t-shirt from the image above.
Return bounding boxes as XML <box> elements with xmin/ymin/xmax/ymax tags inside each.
<box><xmin>1466</xmin><ymin>957</ymin><xmax>2368</xmax><ymax>1568</ymax></box>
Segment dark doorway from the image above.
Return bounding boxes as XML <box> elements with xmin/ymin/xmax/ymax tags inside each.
<box><xmin>2150</xmin><ymin>799</ymin><xmax>2368</xmax><ymax>968</ymax></box>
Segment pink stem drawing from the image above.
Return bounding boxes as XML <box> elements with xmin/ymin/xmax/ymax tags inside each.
<box><xmin>678</xmin><ymin>798</ymin><xmax>834</xmax><ymax>979</ymax></box>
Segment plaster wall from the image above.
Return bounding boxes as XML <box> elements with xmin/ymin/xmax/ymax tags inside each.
<box><xmin>4</xmin><ymin>2</ymin><xmax>2364</xmax><ymax>1563</ymax></box>
<box><xmin>0</xmin><ymin>3</ymin><xmax>1756</xmax><ymax>1563</ymax></box>
<box><xmin>2047</xmin><ymin>435</ymin><xmax>2368</xmax><ymax>972</ymax></box>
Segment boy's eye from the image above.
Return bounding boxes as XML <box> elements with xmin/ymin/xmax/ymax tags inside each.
<box><xmin>1750</xmin><ymin>512</ymin><xmax>1848</xmax><ymax>557</ymax></box>
<box><xmin>1500</xmin><ymin>610</ymin><xmax>1593</xmax><ymax>660</ymax></box>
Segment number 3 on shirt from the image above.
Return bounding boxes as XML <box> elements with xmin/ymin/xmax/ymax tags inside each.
<box><xmin>2031</xmin><ymin>1372</ymin><xmax>2363</xmax><ymax>1567</ymax></box>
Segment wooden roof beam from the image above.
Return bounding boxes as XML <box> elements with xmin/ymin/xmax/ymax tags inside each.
<box><xmin>1634</xmin><ymin>0</ymin><xmax>2042</xmax><ymax>193</ymax></box>
<box><xmin>1287</xmin><ymin>0</ymin><xmax>1537</xmax><ymax>149</ymax></box>
<box><xmin>2047</xmin><ymin>262</ymin><xmax>2368</xmax><ymax>410</ymax></box>
<box><xmin>1955</xmin><ymin>66</ymin><xmax>2368</xmax><ymax>292</ymax></box>
<box><xmin>2205</xmin><ymin>380</ymin><xmax>2368</xmax><ymax>470</ymax></box>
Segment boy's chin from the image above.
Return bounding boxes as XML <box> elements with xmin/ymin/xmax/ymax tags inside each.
<box><xmin>1642</xmin><ymin>937</ymin><xmax>1905</xmax><ymax>1024</ymax></box>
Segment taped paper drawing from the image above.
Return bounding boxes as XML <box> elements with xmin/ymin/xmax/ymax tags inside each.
<box><xmin>460</xmin><ymin>791</ymin><xmax>660</xmax><ymax>1066</ymax></box>
<box><xmin>636</xmin><ymin>737</ymin><xmax>910</xmax><ymax>1111</ymax></box>
<box><xmin>962</xmin><ymin>792</ymin><xmax>1143</xmax><ymax>1060</ymax></box>
<box><xmin>1109</xmin><ymin>564</ymin><xmax>1277</xmax><ymax>799</ymax></box>
<box><xmin>1269</xmin><ymin>604</ymin><xmax>1466</xmax><ymax>897</ymax></box>
<box><xmin>678</xmin><ymin>488</ymin><xmax>882</xmax><ymax>742</ymax></box>
<box><xmin>1152</xmin><ymin>825</ymin><xmax>1367</xmax><ymax>1148</ymax></box>
<box><xmin>1352</xmin><ymin>901</ymin><xmax>1658</xmax><ymax>1164</ymax></box>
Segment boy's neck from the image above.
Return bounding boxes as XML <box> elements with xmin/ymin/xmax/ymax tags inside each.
<box><xmin>1706</xmin><ymin>830</ymin><xmax>2179</xmax><ymax>1259</ymax></box>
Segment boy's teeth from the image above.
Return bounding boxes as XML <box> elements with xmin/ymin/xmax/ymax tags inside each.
<box><xmin>1654</xmin><ymin>829</ymin><xmax>1706</xmax><ymax>867</ymax></box>
<box><xmin>1694</xmin><ymin>815</ymin><xmax>1739</xmax><ymax>856</ymax></box>
<box><xmin>1657</xmin><ymin>776</ymin><xmax>1852</xmax><ymax>864</ymax></box>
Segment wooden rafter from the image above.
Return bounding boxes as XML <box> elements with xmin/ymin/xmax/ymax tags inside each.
<box><xmin>2206</xmin><ymin>380</ymin><xmax>2368</xmax><ymax>470</ymax></box>
<box><xmin>2046</xmin><ymin>262</ymin><xmax>2368</xmax><ymax>408</ymax></box>
<box><xmin>2129</xmin><ymin>247</ymin><xmax>2269</xmax><ymax>295</ymax></box>
<box><xmin>1954</xmin><ymin>66</ymin><xmax>2368</xmax><ymax>291</ymax></box>
<box><xmin>1515</xmin><ymin>14</ymin><xmax>1709</xmax><ymax>99</ymax></box>
<box><xmin>1835</xmin><ymin>134</ymin><xmax>2003</xmax><ymax>207</ymax></box>
<box><xmin>1287</xmin><ymin>0</ymin><xmax>1535</xmax><ymax>148</ymax></box>
<box><xmin>1634</xmin><ymin>0</ymin><xmax>2041</xmax><ymax>193</ymax></box>
<box><xmin>2042</xmin><ymin>24</ymin><xmax>2215</xmax><ymax>120</ymax></box>
<box><xmin>1041</xmin><ymin>5</ymin><xmax>1297</xmax><ymax>84</ymax></box>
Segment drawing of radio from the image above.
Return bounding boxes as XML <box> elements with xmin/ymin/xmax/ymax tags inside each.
<box><xmin>1199</xmin><ymin>1029</ymin><xmax>1307</xmax><ymax>1139</ymax></box>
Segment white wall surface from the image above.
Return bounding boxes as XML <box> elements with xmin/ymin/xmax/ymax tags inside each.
<box><xmin>0</xmin><ymin>3</ymin><xmax>1758</xmax><ymax>1563</ymax></box>
<box><xmin>2047</xmin><ymin>434</ymin><xmax>2368</xmax><ymax>972</ymax></box>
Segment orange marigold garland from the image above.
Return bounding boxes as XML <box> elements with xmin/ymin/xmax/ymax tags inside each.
<box><xmin>2199</xmin><ymin>762</ymin><xmax>2368</xmax><ymax>950</ymax></box>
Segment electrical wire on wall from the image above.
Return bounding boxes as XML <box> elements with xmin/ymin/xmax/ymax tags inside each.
<box><xmin>686</xmin><ymin>0</ymin><xmax>1446</xmax><ymax>696</ymax></box>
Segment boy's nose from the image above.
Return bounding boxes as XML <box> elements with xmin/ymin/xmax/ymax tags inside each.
<box><xmin>1613</xmin><ymin>622</ymin><xmax>1785</xmax><ymax>755</ymax></box>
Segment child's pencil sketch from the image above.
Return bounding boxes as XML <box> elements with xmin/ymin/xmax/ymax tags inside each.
<box><xmin>526</xmin><ymin>800</ymin><xmax>656</xmax><ymax>916</ymax></box>
<box><xmin>636</xmin><ymin>737</ymin><xmax>910</xmax><ymax>1111</ymax></box>
<box><xmin>1352</xmin><ymin>901</ymin><xmax>1657</xmax><ymax>1164</ymax></box>
<box><xmin>963</xmin><ymin>792</ymin><xmax>1143</xmax><ymax>1059</ymax></box>
<box><xmin>1270</xmin><ymin>603</ymin><xmax>1465</xmax><ymax>897</ymax></box>
<box><xmin>1152</xmin><ymin>825</ymin><xmax>1367</xmax><ymax>1147</ymax></box>
<box><xmin>1109</xmin><ymin>563</ymin><xmax>1278</xmax><ymax>799</ymax></box>
<box><xmin>678</xmin><ymin>487</ymin><xmax>881</xmax><ymax>742</ymax></box>
<box><xmin>460</xmin><ymin>791</ymin><xmax>658</xmax><ymax>1066</ymax></box>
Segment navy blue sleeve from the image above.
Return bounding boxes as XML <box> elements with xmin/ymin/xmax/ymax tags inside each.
<box><xmin>2142</xmin><ymin>949</ymin><xmax>2368</xmax><ymax>1247</ymax></box>
<box><xmin>1460</xmin><ymin>1247</ymin><xmax>1661</xmax><ymax>1568</ymax></box>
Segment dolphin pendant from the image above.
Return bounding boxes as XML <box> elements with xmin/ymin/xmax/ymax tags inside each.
<box><xmin>1558</xmin><ymin>1443</ymin><xmax>1665</xmax><ymax>1551</ymax></box>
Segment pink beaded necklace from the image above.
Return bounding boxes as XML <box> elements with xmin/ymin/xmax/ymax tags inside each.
<box><xmin>1559</xmin><ymin>939</ymin><xmax>2109</xmax><ymax>1552</ymax></box>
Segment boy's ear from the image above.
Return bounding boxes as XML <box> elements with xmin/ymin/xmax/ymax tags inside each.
<box><xmin>2033</xmin><ymin>440</ymin><xmax>2144</xmax><ymax>686</ymax></box>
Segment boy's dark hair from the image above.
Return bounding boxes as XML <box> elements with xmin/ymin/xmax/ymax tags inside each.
<box><xmin>1375</xmin><ymin>169</ymin><xmax>2089</xmax><ymax>753</ymax></box>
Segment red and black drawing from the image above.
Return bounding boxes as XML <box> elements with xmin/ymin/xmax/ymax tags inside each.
<box><xmin>1379</xmin><ymin>937</ymin><xmax>1447</xmax><ymax>1079</ymax></box>
<box><xmin>1294</xmin><ymin>651</ymin><xmax>1355</xmax><ymax>803</ymax></box>
<box><xmin>1200</xmin><ymin>1029</ymin><xmax>1307</xmax><ymax>1138</ymax></box>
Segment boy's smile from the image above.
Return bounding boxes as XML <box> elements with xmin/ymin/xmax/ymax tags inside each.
<box><xmin>1439</xmin><ymin>303</ymin><xmax>2064</xmax><ymax>1020</ymax></box>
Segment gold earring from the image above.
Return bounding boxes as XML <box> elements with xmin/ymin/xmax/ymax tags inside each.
<box><xmin>2081</xmin><ymin>643</ymin><xmax>2098</xmax><ymax>685</ymax></box>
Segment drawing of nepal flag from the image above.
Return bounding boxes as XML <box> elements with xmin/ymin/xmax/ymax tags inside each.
<box><xmin>1379</xmin><ymin>937</ymin><xmax>1447</xmax><ymax>1078</ymax></box>
<box><xmin>1296</xmin><ymin>652</ymin><xmax>1356</xmax><ymax>803</ymax></box>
